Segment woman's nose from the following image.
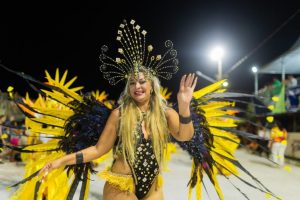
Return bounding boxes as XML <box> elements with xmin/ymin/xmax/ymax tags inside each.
<box><xmin>135</xmin><ymin>82</ymin><xmax>141</xmax><ymax>88</ymax></box>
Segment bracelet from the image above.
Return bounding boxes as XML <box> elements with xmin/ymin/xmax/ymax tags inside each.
<box><xmin>179</xmin><ymin>114</ymin><xmax>192</xmax><ymax>124</ymax></box>
<box><xmin>76</xmin><ymin>152</ymin><xmax>84</xmax><ymax>164</ymax></box>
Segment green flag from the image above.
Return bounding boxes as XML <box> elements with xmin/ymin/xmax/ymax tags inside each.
<box><xmin>273</xmin><ymin>85</ymin><xmax>286</xmax><ymax>113</ymax></box>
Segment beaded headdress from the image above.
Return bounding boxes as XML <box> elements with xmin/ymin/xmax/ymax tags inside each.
<box><xmin>99</xmin><ymin>19</ymin><xmax>179</xmax><ymax>85</ymax></box>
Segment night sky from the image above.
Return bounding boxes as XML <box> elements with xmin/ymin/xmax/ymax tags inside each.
<box><xmin>1</xmin><ymin>1</ymin><xmax>300</xmax><ymax>101</ymax></box>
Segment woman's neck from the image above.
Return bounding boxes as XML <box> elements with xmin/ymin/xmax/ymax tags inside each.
<box><xmin>136</xmin><ymin>101</ymin><xmax>150</xmax><ymax>112</ymax></box>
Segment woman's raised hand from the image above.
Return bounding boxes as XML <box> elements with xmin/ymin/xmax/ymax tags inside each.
<box><xmin>177</xmin><ymin>73</ymin><xmax>198</xmax><ymax>105</ymax></box>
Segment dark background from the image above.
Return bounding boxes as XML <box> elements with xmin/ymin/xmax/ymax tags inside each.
<box><xmin>0</xmin><ymin>1</ymin><xmax>300</xmax><ymax>101</ymax></box>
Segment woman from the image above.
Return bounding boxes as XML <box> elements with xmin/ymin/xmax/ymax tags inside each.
<box><xmin>269</xmin><ymin>122</ymin><xmax>288</xmax><ymax>166</ymax></box>
<box><xmin>39</xmin><ymin>68</ymin><xmax>198</xmax><ymax>200</ymax></box>
<box><xmin>4</xmin><ymin>19</ymin><xmax>278</xmax><ymax>200</ymax></box>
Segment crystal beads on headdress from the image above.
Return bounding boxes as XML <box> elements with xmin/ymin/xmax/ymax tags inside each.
<box><xmin>99</xmin><ymin>19</ymin><xmax>179</xmax><ymax>85</ymax></box>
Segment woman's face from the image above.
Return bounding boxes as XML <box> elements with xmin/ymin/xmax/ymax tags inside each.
<box><xmin>128</xmin><ymin>72</ymin><xmax>152</xmax><ymax>104</ymax></box>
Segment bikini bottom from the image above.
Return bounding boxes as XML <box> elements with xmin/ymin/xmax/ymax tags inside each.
<box><xmin>99</xmin><ymin>168</ymin><xmax>163</xmax><ymax>196</ymax></box>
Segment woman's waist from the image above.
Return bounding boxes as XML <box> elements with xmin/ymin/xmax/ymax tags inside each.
<box><xmin>111</xmin><ymin>157</ymin><xmax>132</xmax><ymax>175</ymax></box>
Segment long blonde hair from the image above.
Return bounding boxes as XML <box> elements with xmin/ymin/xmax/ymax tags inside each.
<box><xmin>117</xmin><ymin>68</ymin><xmax>169</xmax><ymax>167</ymax></box>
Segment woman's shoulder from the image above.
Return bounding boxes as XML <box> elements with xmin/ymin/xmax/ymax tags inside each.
<box><xmin>111</xmin><ymin>108</ymin><xmax>120</xmax><ymax>117</ymax></box>
<box><xmin>105</xmin><ymin>108</ymin><xmax>120</xmax><ymax>127</ymax></box>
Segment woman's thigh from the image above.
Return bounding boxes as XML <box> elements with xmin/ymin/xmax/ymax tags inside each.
<box><xmin>103</xmin><ymin>182</ymin><xmax>138</xmax><ymax>200</ymax></box>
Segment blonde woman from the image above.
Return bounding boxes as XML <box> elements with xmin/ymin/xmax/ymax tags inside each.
<box><xmin>39</xmin><ymin>69</ymin><xmax>197</xmax><ymax>200</ymax></box>
<box><xmin>4</xmin><ymin>19</ymin><xmax>278</xmax><ymax>200</ymax></box>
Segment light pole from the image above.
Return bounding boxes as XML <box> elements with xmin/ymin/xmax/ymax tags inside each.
<box><xmin>251</xmin><ymin>66</ymin><xmax>258</xmax><ymax>95</ymax></box>
<box><xmin>210</xmin><ymin>46</ymin><xmax>224</xmax><ymax>80</ymax></box>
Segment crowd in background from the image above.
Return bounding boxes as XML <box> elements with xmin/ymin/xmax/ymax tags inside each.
<box><xmin>258</xmin><ymin>75</ymin><xmax>300</xmax><ymax>111</ymax></box>
<box><xmin>0</xmin><ymin>115</ymin><xmax>27</xmax><ymax>164</ymax></box>
<box><xmin>238</xmin><ymin>120</ymin><xmax>288</xmax><ymax>166</ymax></box>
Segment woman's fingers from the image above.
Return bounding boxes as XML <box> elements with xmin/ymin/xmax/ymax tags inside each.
<box><xmin>180</xmin><ymin>74</ymin><xmax>187</xmax><ymax>88</ymax></box>
<box><xmin>181</xmin><ymin>73</ymin><xmax>197</xmax><ymax>89</ymax></box>
<box><xmin>184</xmin><ymin>73</ymin><xmax>196</xmax><ymax>87</ymax></box>
<box><xmin>185</xmin><ymin>74</ymin><xmax>192</xmax><ymax>87</ymax></box>
<box><xmin>192</xmin><ymin>76</ymin><xmax>198</xmax><ymax>90</ymax></box>
<box><xmin>190</xmin><ymin>73</ymin><xmax>195</xmax><ymax>87</ymax></box>
<box><xmin>39</xmin><ymin>163</ymin><xmax>52</xmax><ymax>182</ymax></box>
<box><xmin>38</xmin><ymin>166</ymin><xmax>46</xmax><ymax>176</ymax></box>
<box><xmin>41</xmin><ymin>170</ymin><xmax>49</xmax><ymax>182</ymax></box>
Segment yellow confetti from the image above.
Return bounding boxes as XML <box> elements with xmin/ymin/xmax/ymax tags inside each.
<box><xmin>1</xmin><ymin>134</ymin><xmax>8</xmax><ymax>139</ymax></box>
<box><xmin>266</xmin><ymin>116</ymin><xmax>274</xmax><ymax>123</ymax></box>
<box><xmin>0</xmin><ymin>148</ymin><xmax>3</xmax><ymax>151</ymax></box>
<box><xmin>272</xmin><ymin>96</ymin><xmax>279</xmax><ymax>102</ymax></box>
<box><xmin>7</xmin><ymin>86</ymin><xmax>14</xmax><ymax>92</ymax></box>
<box><xmin>265</xmin><ymin>193</ymin><xmax>272</xmax><ymax>198</ymax></box>
<box><xmin>283</xmin><ymin>165</ymin><xmax>292</xmax><ymax>172</ymax></box>
<box><xmin>267</xmin><ymin>105</ymin><xmax>274</xmax><ymax>110</ymax></box>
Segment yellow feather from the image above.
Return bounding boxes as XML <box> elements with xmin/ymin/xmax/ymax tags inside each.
<box><xmin>45</xmin><ymin>70</ymin><xmax>52</xmax><ymax>82</ymax></box>
<box><xmin>60</xmin><ymin>70</ymin><xmax>68</xmax><ymax>85</ymax></box>
<box><xmin>30</xmin><ymin>107</ymin><xmax>74</xmax><ymax>120</ymax></box>
<box><xmin>64</xmin><ymin>76</ymin><xmax>77</xmax><ymax>88</ymax></box>
<box><xmin>211</xmin><ymin>173</ymin><xmax>225</xmax><ymax>200</ymax></box>
<box><xmin>31</xmin><ymin>117</ymin><xmax>65</xmax><ymax>127</ymax></box>
<box><xmin>41</xmin><ymin>90</ymin><xmax>73</xmax><ymax>106</ymax></box>
<box><xmin>196</xmin><ymin>172</ymin><xmax>202</xmax><ymax>199</ymax></box>
<box><xmin>207</xmin><ymin>117</ymin><xmax>237</xmax><ymax>127</ymax></box>
<box><xmin>199</xmin><ymin>101</ymin><xmax>232</xmax><ymax>112</ymax></box>
<box><xmin>71</xmin><ymin>86</ymin><xmax>84</xmax><ymax>92</ymax></box>
<box><xmin>55</xmin><ymin>68</ymin><xmax>60</xmax><ymax>83</ymax></box>
<box><xmin>188</xmin><ymin>160</ymin><xmax>195</xmax><ymax>200</ymax></box>
<box><xmin>193</xmin><ymin>79</ymin><xmax>225</xmax><ymax>99</ymax></box>
<box><xmin>30</xmin><ymin>127</ymin><xmax>64</xmax><ymax>136</ymax></box>
<box><xmin>24</xmin><ymin>140</ymin><xmax>59</xmax><ymax>151</ymax></box>
<box><xmin>203</xmin><ymin>109</ymin><xmax>228</xmax><ymax>117</ymax></box>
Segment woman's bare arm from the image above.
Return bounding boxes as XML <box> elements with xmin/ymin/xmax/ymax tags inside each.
<box><xmin>166</xmin><ymin>74</ymin><xmax>197</xmax><ymax>141</ymax></box>
<box><xmin>166</xmin><ymin>108</ymin><xmax>194</xmax><ymax>141</ymax></box>
<box><xmin>40</xmin><ymin>109</ymin><xmax>119</xmax><ymax>175</ymax></box>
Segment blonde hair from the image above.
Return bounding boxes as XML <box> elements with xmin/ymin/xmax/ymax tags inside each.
<box><xmin>117</xmin><ymin>68</ymin><xmax>169</xmax><ymax>167</ymax></box>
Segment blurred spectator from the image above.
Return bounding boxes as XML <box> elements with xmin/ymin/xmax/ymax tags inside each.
<box><xmin>0</xmin><ymin>117</ymin><xmax>12</xmax><ymax>162</ymax></box>
<box><xmin>0</xmin><ymin>117</ymin><xmax>24</xmax><ymax>162</ymax></box>
<box><xmin>237</xmin><ymin>124</ymin><xmax>253</xmax><ymax>147</ymax></box>
<box><xmin>271</xmin><ymin>77</ymin><xmax>282</xmax><ymax>96</ymax></box>
<box><xmin>0</xmin><ymin>115</ymin><xmax>7</xmax><ymax>164</ymax></box>
<box><xmin>241</xmin><ymin>123</ymin><xmax>259</xmax><ymax>152</ymax></box>
<box><xmin>286</xmin><ymin>75</ymin><xmax>298</xmax><ymax>88</ymax></box>
<box><xmin>269</xmin><ymin>121</ymin><xmax>287</xmax><ymax>166</ymax></box>
<box><xmin>256</xmin><ymin>123</ymin><xmax>270</xmax><ymax>156</ymax></box>
<box><xmin>286</xmin><ymin>75</ymin><xmax>299</xmax><ymax>109</ymax></box>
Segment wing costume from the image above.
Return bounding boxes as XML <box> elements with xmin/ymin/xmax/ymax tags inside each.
<box><xmin>173</xmin><ymin>80</ymin><xmax>277</xmax><ymax>200</ymax></box>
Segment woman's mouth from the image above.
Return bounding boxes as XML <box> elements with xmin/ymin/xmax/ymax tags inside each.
<box><xmin>134</xmin><ymin>91</ymin><xmax>144</xmax><ymax>96</ymax></box>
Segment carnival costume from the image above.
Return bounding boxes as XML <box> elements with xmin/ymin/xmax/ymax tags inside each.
<box><xmin>0</xmin><ymin>19</ymin><xmax>279</xmax><ymax>200</ymax></box>
<box><xmin>270</xmin><ymin>126</ymin><xmax>287</xmax><ymax>166</ymax></box>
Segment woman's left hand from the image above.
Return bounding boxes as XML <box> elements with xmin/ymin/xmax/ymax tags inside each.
<box><xmin>177</xmin><ymin>73</ymin><xmax>198</xmax><ymax>105</ymax></box>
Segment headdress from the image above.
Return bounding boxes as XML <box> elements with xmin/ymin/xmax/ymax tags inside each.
<box><xmin>99</xmin><ymin>19</ymin><xmax>179</xmax><ymax>85</ymax></box>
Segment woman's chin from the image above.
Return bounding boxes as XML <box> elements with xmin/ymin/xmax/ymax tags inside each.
<box><xmin>133</xmin><ymin>96</ymin><xmax>149</xmax><ymax>103</ymax></box>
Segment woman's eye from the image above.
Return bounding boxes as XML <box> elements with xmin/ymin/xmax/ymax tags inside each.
<box><xmin>129</xmin><ymin>82</ymin><xmax>136</xmax><ymax>85</ymax></box>
<box><xmin>139</xmin><ymin>80</ymin><xmax>146</xmax><ymax>84</ymax></box>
